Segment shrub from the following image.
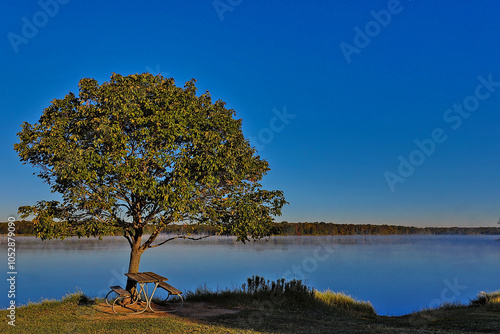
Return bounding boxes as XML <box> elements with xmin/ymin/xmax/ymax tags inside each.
<box><xmin>241</xmin><ymin>276</ymin><xmax>315</xmax><ymax>305</ymax></box>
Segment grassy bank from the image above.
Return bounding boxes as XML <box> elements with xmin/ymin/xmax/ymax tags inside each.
<box><xmin>1</xmin><ymin>277</ymin><xmax>499</xmax><ymax>333</ymax></box>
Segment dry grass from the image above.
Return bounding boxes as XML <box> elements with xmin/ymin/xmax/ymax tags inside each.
<box><xmin>314</xmin><ymin>289</ymin><xmax>376</xmax><ymax>315</ymax></box>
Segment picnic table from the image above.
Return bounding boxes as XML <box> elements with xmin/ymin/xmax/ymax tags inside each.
<box><xmin>125</xmin><ymin>272</ymin><xmax>167</xmax><ymax>313</ymax></box>
<box><xmin>105</xmin><ymin>271</ymin><xmax>183</xmax><ymax>314</ymax></box>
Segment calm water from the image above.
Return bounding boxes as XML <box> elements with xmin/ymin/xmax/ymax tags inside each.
<box><xmin>1</xmin><ymin>235</ymin><xmax>499</xmax><ymax>315</ymax></box>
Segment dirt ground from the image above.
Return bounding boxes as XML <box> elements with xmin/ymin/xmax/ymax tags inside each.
<box><xmin>96</xmin><ymin>301</ymin><xmax>242</xmax><ymax>318</ymax></box>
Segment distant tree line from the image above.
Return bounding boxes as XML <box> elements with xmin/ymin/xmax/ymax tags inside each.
<box><xmin>271</xmin><ymin>222</ymin><xmax>500</xmax><ymax>236</ymax></box>
<box><xmin>2</xmin><ymin>221</ymin><xmax>500</xmax><ymax>236</ymax></box>
<box><xmin>0</xmin><ymin>221</ymin><xmax>36</xmax><ymax>235</ymax></box>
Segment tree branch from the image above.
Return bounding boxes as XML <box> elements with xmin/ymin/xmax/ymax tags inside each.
<box><xmin>140</xmin><ymin>226</ymin><xmax>161</xmax><ymax>251</ymax></box>
<box><xmin>124</xmin><ymin>231</ymin><xmax>133</xmax><ymax>248</ymax></box>
<box><xmin>149</xmin><ymin>234</ymin><xmax>212</xmax><ymax>249</ymax></box>
<box><xmin>143</xmin><ymin>204</ymin><xmax>161</xmax><ymax>226</ymax></box>
<box><xmin>123</xmin><ymin>228</ymin><xmax>135</xmax><ymax>248</ymax></box>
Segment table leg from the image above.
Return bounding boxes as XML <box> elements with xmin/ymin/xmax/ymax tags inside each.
<box><xmin>148</xmin><ymin>283</ymin><xmax>160</xmax><ymax>313</ymax></box>
<box><xmin>125</xmin><ymin>282</ymin><xmax>162</xmax><ymax>313</ymax></box>
<box><xmin>134</xmin><ymin>283</ymin><xmax>149</xmax><ymax>314</ymax></box>
<box><xmin>135</xmin><ymin>283</ymin><xmax>159</xmax><ymax>313</ymax></box>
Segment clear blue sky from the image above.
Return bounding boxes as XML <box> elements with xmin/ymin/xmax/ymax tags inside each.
<box><xmin>1</xmin><ymin>0</ymin><xmax>499</xmax><ymax>227</ymax></box>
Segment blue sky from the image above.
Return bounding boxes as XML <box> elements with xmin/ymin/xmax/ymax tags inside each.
<box><xmin>1</xmin><ymin>0</ymin><xmax>499</xmax><ymax>227</ymax></box>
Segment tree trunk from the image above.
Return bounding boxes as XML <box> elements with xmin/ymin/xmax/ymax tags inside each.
<box><xmin>125</xmin><ymin>232</ymin><xmax>144</xmax><ymax>293</ymax></box>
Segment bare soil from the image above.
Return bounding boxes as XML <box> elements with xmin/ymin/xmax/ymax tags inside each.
<box><xmin>95</xmin><ymin>301</ymin><xmax>242</xmax><ymax>318</ymax></box>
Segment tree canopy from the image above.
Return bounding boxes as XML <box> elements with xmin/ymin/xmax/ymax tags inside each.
<box><xmin>15</xmin><ymin>73</ymin><xmax>287</xmax><ymax>275</ymax></box>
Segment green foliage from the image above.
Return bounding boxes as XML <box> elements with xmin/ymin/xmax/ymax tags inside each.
<box><xmin>14</xmin><ymin>73</ymin><xmax>286</xmax><ymax>246</ymax></box>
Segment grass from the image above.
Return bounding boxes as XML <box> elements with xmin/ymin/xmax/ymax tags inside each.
<box><xmin>469</xmin><ymin>290</ymin><xmax>500</xmax><ymax>311</ymax></box>
<box><xmin>1</xmin><ymin>277</ymin><xmax>499</xmax><ymax>333</ymax></box>
<box><xmin>313</xmin><ymin>289</ymin><xmax>376</xmax><ymax>315</ymax></box>
<box><xmin>1</xmin><ymin>292</ymin><xmax>257</xmax><ymax>334</ymax></box>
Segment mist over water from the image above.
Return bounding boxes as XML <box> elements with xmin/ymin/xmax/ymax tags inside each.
<box><xmin>1</xmin><ymin>235</ymin><xmax>499</xmax><ymax>315</ymax></box>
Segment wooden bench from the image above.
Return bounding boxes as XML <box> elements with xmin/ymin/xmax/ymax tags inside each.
<box><xmin>105</xmin><ymin>285</ymin><xmax>139</xmax><ymax>314</ymax></box>
<box><xmin>156</xmin><ymin>282</ymin><xmax>183</xmax><ymax>312</ymax></box>
<box><xmin>109</xmin><ymin>285</ymin><xmax>131</xmax><ymax>297</ymax></box>
<box><xmin>157</xmin><ymin>282</ymin><xmax>182</xmax><ymax>296</ymax></box>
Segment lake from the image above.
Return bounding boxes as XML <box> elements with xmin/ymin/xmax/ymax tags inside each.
<box><xmin>1</xmin><ymin>235</ymin><xmax>499</xmax><ymax>315</ymax></box>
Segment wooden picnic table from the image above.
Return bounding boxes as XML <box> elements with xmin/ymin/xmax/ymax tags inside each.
<box><xmin>125</xmin><ymin>272</ymin><xmax>168</xmax><ymax>284</ymax></box>
<box><xmin>106</xmin><ymin>272</ymin><xmax>183</xmax><ymax>314</ymax></box>
<box><xmin>124</xmin><ymin>272</ymin><xmax>168</xmax><ymax>313</ymax></box>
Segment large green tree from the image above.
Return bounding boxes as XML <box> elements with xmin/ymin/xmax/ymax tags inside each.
<box><xmin>15</xmin><ymin>73</ymin><xmax>286</xmax><ymax>292</ymax></box>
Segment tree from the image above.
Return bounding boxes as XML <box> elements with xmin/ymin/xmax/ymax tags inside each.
<box><xmin>15</xmin><ymin>73</ymin><xmax>287</xmax><ymax>292</ymax></box>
